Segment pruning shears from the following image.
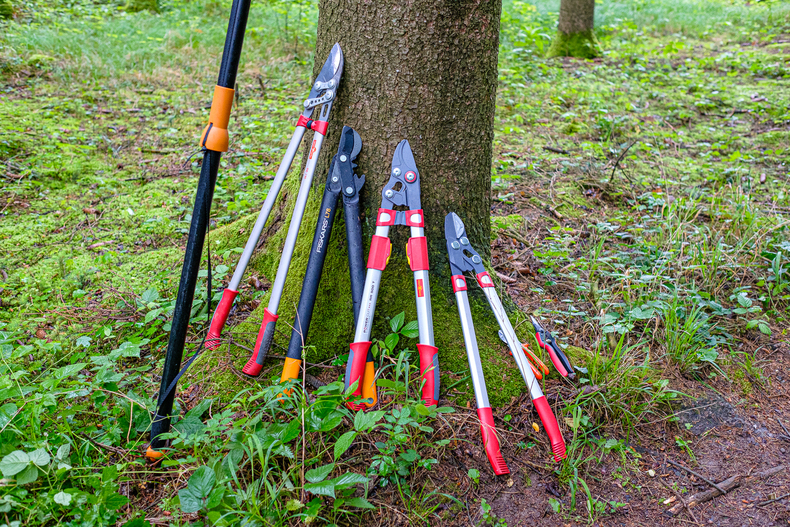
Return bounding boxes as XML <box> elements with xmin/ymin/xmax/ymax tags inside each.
<box><xmin>446</xmin><ymin>213</ymin><xmax>566</xmax><ymax>473</ymax></box>
<box><xmin>530</xmin><ymin>316</ymin><xmax>575</xmax><ymax>379</ymax></box>
<box><xmin>497</xmin><ymin>330</ymin><xmax>549</xmax><ymax>380</ymax></box>
<box><xmin>345</xmin><ymin>140</ymin><xmax>439</xmax><ymax>411</ymax></box>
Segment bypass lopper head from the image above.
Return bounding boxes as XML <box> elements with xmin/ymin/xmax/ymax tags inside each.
<box><xmin>301</xmin><ymin>43</ymin><xmax>344</xmax><ymax>119</ymax></box>
<box><xmin>381</xmin><ymin>140</ymin><xmax>422</xmax><ymax>211</ymax></box>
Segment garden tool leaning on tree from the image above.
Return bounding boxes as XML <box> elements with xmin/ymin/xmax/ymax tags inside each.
<box><xmin>344</xmin><ymin>140</ymin><xmax>439</xmax><ymax>411</ymax></box>
<box><xmin>203</xmin><ymin>43</ymin><xmax>344</xmax><ymax>358</ymax></box>
<box><xmin>277</xmin><ymin>126</ymin><xmax>374</xmax><ymax>395</ymax></box>
<box><xmin>445</xmin><ymin>212</ymin><xmax>566</xmax><ymax>475</ymax></box>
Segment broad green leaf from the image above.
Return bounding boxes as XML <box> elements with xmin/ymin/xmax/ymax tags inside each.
<box><xmin>384</xmin><ymin>333</ymin><xmax>399</xmax><ymax>351</ymax></box>
<box><xmin>173</xmin><ymin>416</ymin><xmax>205</xmax><ymax>436</ymax></box>
<box><xmin>319</xmin><ymin>411</ymin><xmax>344</xmax><ymax>432</ymax></box>
<box><xmin>344</xmin><ymin>497</ymin><xmax>375</xmax><ymax>509</ymax></box>
<box><xmin>102</xmin><ymin>464</ymin><xmax>118</xmax><ymax>482</ymax></box>
<box><xmin>53</xmin><ymin>491</ymin><xmax>72</xmax><ymax>506</ymax></box>
<box><xmin>53</xmin><ymin>363</ymin><xmax>86</xmax><ymax>379</ymax></box>
<box><xmin>57</xmin><ymin>444</ymin><xmax>71</xmax><ymax>460</ymax></box>
<box><xmin>0</xmin><ymin>451</ymin><xmax>29</xmax><ymax>477</ymax></box>
<box><xmin>28</xmin><ymin>448</ymin><xmax>50</xmax><ymax>467</ymax></box>
<box><xmin>75</xmin><ymin>336</ymin><xmax>92</xmax><ymax>348</ymax></box>
<box><xmin>401</xmin><ymin>320</ymin><xmax>420</xmax><ymax>338</ymax></box>
<box><xmin>187</xmin><ymin>466</ymin><xmax>216</xmax><ymax>499</ymax></box>
<box><xmin>305</xmin><ymin>463</ymin><xmax>335</xmax><ymax>483</ymax></box>
<box><xmin>286</xmin><ymin>499</ymin><xmax>304</xmax><ymax>511</ymax></box>
<box><xmin>104</xmin><ymin>493</ymin><xmax>129</xmax><ymax>511</ymax></box>
<box><xmin>178</xmin><ymin>488</ymin><xmax>201</xmax><ymax>513</ymax></box>
<box><xmin>122</xmin><ymin>519</ymin><xmax>152</xmax><ymax>527</ymax></box>
<box><xmin>0</xmin><ymin>403</ymin><xmax>17</xmax><ymax>429</ymax></box>
<box><xmin>15</xmin><ymin>465</ymin><xmax>38</xmax><ymax>485</ymax></box>
<box><xmin>185</xmin><ymin>398</ymin><xmax>213</xmax><ymax>419</ymax></box>
<box><xmin>206</xmin><ymin>486</ymin><xmax>225</xmax><ymax>509</ymax></box>
<box><xmin>332</xmin><ymin>472</ymin><xmax>368</xmax><ymax>489</ymax></box>
<box><xmin>390</xmin><ymin>312</ymin><xmax>405</xmax><ymax>333</ymax></box>
<box><xmin>759</xmin><ymin>322</ymin><xmax>771</xmax><ymax>335</ymax></box>
<box><xmin>141</xmin><ymin>288</ymin><xmax>159</xmax><ymax>303</ymax></box>
<box><xmin>334</xmin><ymin>431</ymin><xmax>356</xmax><ymax>460</ymax></box>
<box><xmin>354</xmin><ymin>410</ymin><xmax>385</xmax><ymax>432</ymax></box>
<box><xmin>304</xmin><ymin>480</ymin><xmax>336</xmax><ymax>498</ymax></box>
<box><xmin>145</xmin><ymin>308</ymin><xmax>163</xmax><ymax>323</ymax></box>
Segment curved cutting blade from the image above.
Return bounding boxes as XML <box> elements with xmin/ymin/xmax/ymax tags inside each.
<box><xmin>382</xmin><ymin>140</ymin><xmax>421</xmax><ymax>210</ymax></box>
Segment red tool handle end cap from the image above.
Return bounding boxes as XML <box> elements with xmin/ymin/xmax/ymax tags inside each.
<box><xmin>205</xmin><ymin>288</ymin><xmax>239</xmax><ymax>351</ymax></box>
<box><xmin>417</xmin><ymin>343</ymin><xmax>439</xmax><ymax>406</ymax></box>
<box><xmin>477</xmin><ymin>407</ymin><xmax>510</xmax><ymax>475</ymax></box>
<box><xmin>533</xmin><ymin>396</ymin><xmax>566</xmax><ymax>461</ymax></box>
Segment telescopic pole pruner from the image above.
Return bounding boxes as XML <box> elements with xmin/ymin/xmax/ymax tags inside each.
<box><xmin>147</xmin><ymin>0</ymin><xmax>251</xmax><ymax>461</ymax></box>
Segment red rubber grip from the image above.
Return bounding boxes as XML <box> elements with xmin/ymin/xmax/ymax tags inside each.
<box><xmin>404</xmin><ymin>209</ymin><xmax>424</xmax><ymax>227</ymax></box>
<box><xmin>477</xmin><ymin>407</ymin><xmax>509</xmax><ymax>475</ymax></box>
<box><xmin>451</xmin><ymin>275</ymin><xmax>467</xmax><ymax>292</ymax></box>
<box><xmin>407</xmin><ymin>237</ymin><xmax>430</xmax><ymax>271</ymax></box>
<box><xmin>417</xmin><ymin>344</ymin><xmax>439</xmax><ymax>406</ymax></box>
<box><xmin>345</xmin><ymin>341</ymin><xmax>371</xmax><ymax>410</ymax></box>
<box><xmin>533</xmin><ymin>396</ymin><xmax>566</xmax><ymax>461</ymax></box>
<box><xmin>205</xmin><ymin>289</ymin><xmax>238</xmax><ymax>350</ymax></box>
<box><xmin>535</xmin><ymin>333</ymin><xmax>569</xmax><ymax>377</ymax></box>
<box><xmin>367</xmin><ymin>235</ymin><xmax>391</xmax><ymax>271</ymax></box>
<box><xmin>242</xmin><ymin>308</ymin><xmax>278</xmax><ymax>377</ymax></box>
<box><xmin>295</xmin><ymin>116</ymin><xmax>328</xmax><ymax>136</ymax></box>
<box><xmin>476</xmin><ymin>271</ymin><xmax>494</xmax><ymax>288</ymax></box>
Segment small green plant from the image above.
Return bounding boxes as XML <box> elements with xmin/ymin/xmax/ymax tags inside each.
<box><xmin>480</xmin><ymin>498</ymin><xmax>508</xmax><ymax>527</ymax></box>
<box><xmin>468</xmin><ymin>468</ymin><xmax>480</xmax><ymax>487</ymax></box>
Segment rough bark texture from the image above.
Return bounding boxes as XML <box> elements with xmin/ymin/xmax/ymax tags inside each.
<box><xmin>210</xmin><ymin>0</ymin><xmax>534</xmax><ymax>407</ymax></box>
<box><xmin>547</xmin><ymin>0</ymin><xmax>601</xmax><ymax>59</ymax></box>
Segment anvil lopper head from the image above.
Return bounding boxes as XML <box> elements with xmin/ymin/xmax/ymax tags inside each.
<box><xmin>381</xmin><ymin>140</ymin><xmax>421</xmax><ymax>210</ymax></box>
<box><xmin>302</xmin><ymin>43</ymin><xmax>344</xmax><ymax>117</ymax></box>
<box><xmin>328</xmin><ymin>126</ymin><xmax>364</xmax><ymax>197</ymax></box>
<box><xmin>445</xmin><ymin>213</ymin><xmax>486</xmax><ymax>276</ymax></box>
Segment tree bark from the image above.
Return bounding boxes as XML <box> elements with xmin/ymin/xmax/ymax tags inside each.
<box><xmin>547</xmin><ymin>0</ymin><xmax>601</xmax><ymax>59</ymax></box>
<box><xmin>218</xmin><ymin>0</ymin><xmax>534</xmax><ymax>407</ymax></box>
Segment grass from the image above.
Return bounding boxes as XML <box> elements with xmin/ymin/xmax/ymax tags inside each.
<box><xmin>1</xmin><ymin>0</ymin><xmax>789</xmax><ymax>524</ymax></box>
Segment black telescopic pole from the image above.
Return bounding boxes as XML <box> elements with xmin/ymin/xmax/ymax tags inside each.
<box><xmin>148</xmin><ymin>0</ymin><xmax>252</xmax><ymax>456</ymax></box>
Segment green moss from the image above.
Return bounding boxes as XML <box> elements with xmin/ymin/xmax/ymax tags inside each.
<box><xmin>547</xmin><ymin>29</ymin><xmax>602</xmax><ymax>59</ymax></box>
<box><xmin>491</xmin><ymin>214</ymin><xmax>524</xmax><ymax>232</ymax></box>
<box><xmin>125</xmin><ymin>0</ymin><xmax>159</xmax><ymax>13</ymax></box>
<box><xmin>0</xmin><ymin>0</ymin><xmax>12</xmax><ymax>20</ymax></box>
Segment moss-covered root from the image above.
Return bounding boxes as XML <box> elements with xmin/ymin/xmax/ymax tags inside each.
<box><xmin>547</xmin><ymin>30</ymin><xmax>601</xmax><ymax>59</ymax></box>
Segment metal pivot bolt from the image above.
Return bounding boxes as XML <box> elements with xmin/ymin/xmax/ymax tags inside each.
<box><xmin>332</xmin><ymin>176</ymin><xmax>339</xmax><ymax>182</ymax></box>
<box><xmin>393</xmin><ymin>167</ymin><xmax>401</xmax><ymax>176</ymax></box>
<box><xmin>451</xmin><ymin>241</ymin><xmax>460</xmax><ymax>249</ymax></box>
<box><xmin>472</xmin><ymin>255</ymin><xmax>482</xmax><ymax>264</ymax></box>
<box><xmin>385</xmin><ymin>189</ymin><xmax>394</xmax><ymax>198</ymax></box>
<box><xmin>340</xmin><ymin>155</ymin><xmax>347</xmax><ymax>162</ymax></box>
<box><xmin>460</xmin><ymin>237</ymin><xmax>469</xmax><ymax>246</ymax></box>
<box><xmin>345</xmin><ymin>187</ymin><xmax>354</xmax><ymax>194</ymax></box>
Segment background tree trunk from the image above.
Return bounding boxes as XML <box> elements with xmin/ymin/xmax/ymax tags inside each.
<box><xmin>218</xmin><ymin>0</ymin><xmax>532</xmax><ymax>406</ymax></box>
<box><xmin>547</xmin><ymin>0</ymin><xmax>601</xmax><ymax>59</ymax></box>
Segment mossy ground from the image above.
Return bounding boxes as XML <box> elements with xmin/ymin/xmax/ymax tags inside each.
<box><xmin>547</xmin><ymin>29</ymin><xmax>602</xmax><ymax>59</ymax></box>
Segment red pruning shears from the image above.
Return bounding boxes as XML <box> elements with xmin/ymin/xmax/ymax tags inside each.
<box><xmin>498</xmin><ymin>330</ymin><xmax>549</xmax><ymax>380</ymax></box>
<box><xmin>530</xmin><ymin>316</ymin><xmax>575</xmax><ymax>379</ymax></box>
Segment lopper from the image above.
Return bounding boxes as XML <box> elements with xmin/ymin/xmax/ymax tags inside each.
<box><xmin>204</xmin><ymin>44</ymin><xmax>344</xmax><ymax>363</ymax></box>
<box><xmin>344</xmin><ymin>140</ymin><xmax>439</xmax><ymax>411</ymax></box>
<box><xmin>445</xmin><ymin>212</ymin><xmax>566</xmax><ymax>475</ymax></box>
<box><xmin>278</xmin><ymin>126</ymin><xmax>374</xmax><ymax>396</ymax></box>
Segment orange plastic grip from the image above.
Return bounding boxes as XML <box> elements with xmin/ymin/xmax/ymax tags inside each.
<box><xmin>200</xmin><ymin>85</ymin><xmax>235</xmax><ymax>152</ymax></box>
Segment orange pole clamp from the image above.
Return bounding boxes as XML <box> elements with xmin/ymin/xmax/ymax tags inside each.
<box><xmin>145</xmin><ymin>445</ymin><xmax>164</xmax><ymax>463</ymax></box>
<box><xmin>199</xmin><ymin>85</ymin><xmax>235</xmax><ymax>152</ymax></box>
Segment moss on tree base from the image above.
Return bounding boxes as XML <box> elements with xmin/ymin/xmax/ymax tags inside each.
<box><xmin>547</xmin><ymin>29</ymin><xmax>601</xmax><ymax>59</ymax></box>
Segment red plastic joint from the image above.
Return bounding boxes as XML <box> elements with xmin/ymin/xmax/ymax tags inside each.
<box><xmin>376</xmin><ymin>208</ymin><xmax>396</xmax><ymax>226</ymax></box>
<box><xmin>404</xmin><ymin>209</ymin><xmax>425</xmax><ymax>227</ymax></box>
<box><xmin>476</xmin><ymin>271</ymin><xmax>494</xmax><ymax>288</ymax></box>
<box><xmin>477</xmin><ymin>407</ymin><xmax>509</xmax><ymax>475</ymax></box>
<box><xmin>367</xmin><ymin>235</ymin><xmax>391</xmax><ymax>270</ymax></box>
<box><xmin>205</xmin><ymin>288</ymin><xmax>238</xmax><ymax>350</ymax></box>
<box><xmin>451</xmin><ymin>275</ymin><xmax>467</xmax><ymax>292</ymax></box>
<box><xmin>295</xmin><ymin>115</ymin><xmax>328</xmax><ymax>135</ymax></box>
<box><xmin>417</xmin><ymin>344</ymin><xmax>439</xmax><ymax>406</ymax></box>
<box><xmin>407</xmin><ymin>237</ymin><xmax>430</xmax><ymax>271</ymax></box>
<box><xmin>533</xmin><ymin>396</ymin><xmax>567</xmax><ymax>462</ymax></box>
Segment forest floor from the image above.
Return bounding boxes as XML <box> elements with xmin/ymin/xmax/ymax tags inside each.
<box><xmin>1</xmin><ymin>1</ymin><xmax>790</xmax><ymax>526</ymax></box>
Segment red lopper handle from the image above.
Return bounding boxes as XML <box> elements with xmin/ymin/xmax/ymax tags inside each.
<box><xmin>345</xmin><ymin>341</ymin><xmax>371</xmax><ymax>411</ymax></box>
<box><xmin>205</xmin><ymin>289</ymin><xmax>238</xmax><ymax>351</ymax></box>
<box><xmin>242</xmin><ymin>308</ymin><xmax>278</xmax><ymax>377</ymax></box>
<box><xmin>417</xmin><ymin>344</ymin><xmax>439</xmax><ymax>406</ymax></box>
<box><xmin>477</xmin><ymin>407</ymin><xmax>509</xmax><ymax>475</ymax></box>
<box><xmin>533</xmin><ymin>396</ymin><xmax>566</xmax><ymax>461</ymax></box>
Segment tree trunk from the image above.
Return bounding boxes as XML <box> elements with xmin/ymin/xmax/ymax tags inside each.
<box><xmin>215</xmin><ymin>0</ymin><xmax>534</xmax><ymax>407</ymax></box>
<box><xmin>547</xmin><ymin>0</ymin><xmax>601</xmax><ymax>59</ymax></box>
